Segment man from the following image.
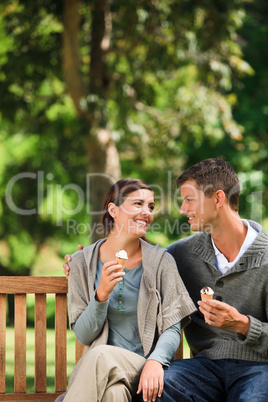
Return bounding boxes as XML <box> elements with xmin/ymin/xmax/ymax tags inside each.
<box><xmin>157</xmin><ymin>158</ymin><xmax>268</xmax><ymax>401</ymax></box>
<box><xmin>64</xmin><ymin>159</ymin><xmax>268</xmax><ymax>401</ymax></box>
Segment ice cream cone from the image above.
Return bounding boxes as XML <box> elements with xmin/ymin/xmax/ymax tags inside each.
<box><xmin>115</xmin><ymin>257</ymin><xmax>128</xmax><ymax>271</ymax></box>
<box><xmin>200</xmin><ymin>287</ymin><xmax>214</xmax><ymax>323</ymax></box>
<box><xmin>115</xmin><ymin>250</ymin><xmax>128</xmax><ymax>271</ymax></box>
<box><xmin>200</xmin><ymin>293</ymin><xmax>213</xmax><ymax>302</ymax></box>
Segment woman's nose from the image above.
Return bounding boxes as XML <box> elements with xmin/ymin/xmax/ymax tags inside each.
<box><xmin>142</xmin><ymin>205</ymin><xmax>151</xmax><ymax>215</ymax></box>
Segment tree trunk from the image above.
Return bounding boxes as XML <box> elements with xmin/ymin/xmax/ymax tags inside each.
<box><xmin>62</xmin><ymin>0</ymin><xmax>121</xmax><ymax>242</ymax></box>
<box><xmin>86</xmin><ymin>130</ymin><xmax>121</xmax><ymax>242</ymax></box>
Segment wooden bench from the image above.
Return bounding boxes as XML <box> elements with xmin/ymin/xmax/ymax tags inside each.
<box><xmin>0</xmin><ymin>276</ymin><xmax>186</xmax><ymax>401</ymax></box>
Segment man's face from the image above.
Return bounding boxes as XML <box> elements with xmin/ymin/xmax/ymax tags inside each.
<box><xmin>180</xmin><ymin>180</ymin><xmax>217</xmax><ymax>233</ymax></box>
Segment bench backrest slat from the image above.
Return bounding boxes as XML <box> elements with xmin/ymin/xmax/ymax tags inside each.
<box><xmin>0</xmin><ymin>294</ymin><xmax>6</xmax><ymax>393</ymax></box>
<box><xmin>35</xmin><ymin>294</ymin><xmax>47</xmax><ymax>392</ymax></box>
<box><xmin>14</xmin><ymin>294</ymin><xmax>27</xmax><ymax>393</ymax></box>
<box><xmin>55</xmin><ymin>294</ymin><xmax>67</xmax><ymax>392</ymax></box>
<box><xmin>75</xmin><ymin>338</ymin><xmax>84</xmax><ymax>363</ymax></box>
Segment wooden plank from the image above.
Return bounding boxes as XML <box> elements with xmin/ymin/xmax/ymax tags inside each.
<box><xmin>0</xmin><ymin>294</ymin><xmax>6</xmax><ymax>393</ymax></box>
<box><xmin>55</xmin><ymin>294</ymin><xmax>67</xmax><ymax>392</ymax></box>
<box><xmin>14</xmin><ymin>295</ymin><xmax>26</xmax><ymax>393</ymax></box>
<box><xmin>0</xmin><ymin>391</ymin><xmax>62</xmax><ymax>400</ymax></box>
<box><xmin>174</xmin><ymin>329</ymin><xmax>184</xmax><ymax>360</ymax></box>
<box><xmin>0</xmin><ymin>277</ymin><xmax>68</xmax><ymax>295</ymax></box>
<box><xmin>174</xmin><ymin>340</ymin><xmax>183</xmax><ymax>360</ymax></box>
<box><xmin>35</xmin><ymin>294</ymin><xmax>47</xmax><ymax>393</ymax></box>
<box><xmin>75</xmin><ymin>338</ymin><xmax>84</xmax><ymax>364</ymax></box>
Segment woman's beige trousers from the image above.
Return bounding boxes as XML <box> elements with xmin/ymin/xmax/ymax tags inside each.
<box><xmin>63</xmin><ymin>345</ymin><xmax>146</xmax><ymax>402</ymax></box>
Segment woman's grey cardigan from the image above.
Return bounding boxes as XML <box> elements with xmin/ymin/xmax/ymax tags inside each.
<box><xmin>53</xmin><ymin>238</ymin><xmax>197</xmax><ymax>401</ymax></box>
<box><xmin>68</xmin><ymin>238</ymin><xmax>196</xmax><ymax>358</ymax></box>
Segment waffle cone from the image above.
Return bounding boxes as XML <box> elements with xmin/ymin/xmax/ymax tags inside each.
<box><xmin>201</xmin><ymin>293</ymin><xmax>213</xmax><ymax>323</ymax></box>
<box><xmin>201</xmin><ymin>294</ymin><xmax>213</xmax><ymax>302</ymax></box>
<box><xmin>115</xmin><ymin>257</ymin><xmax>128</xmax><ymax>271</ymax></box>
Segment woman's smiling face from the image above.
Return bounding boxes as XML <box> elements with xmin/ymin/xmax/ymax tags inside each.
<box><xmin>110</xmin><ymin>189</ymin><xmax>155</xmax><ymax>237</ymax></box>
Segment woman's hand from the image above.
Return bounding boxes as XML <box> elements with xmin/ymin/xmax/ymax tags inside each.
<box><xmin>95</xmin><ymin>261</ymin><xmax>125</xmax><ymax>302</ymax></box>
<box><xmin>136</xmin><ymin>360</ymin><xmax>164</xmax><ymax>402</ymax></box>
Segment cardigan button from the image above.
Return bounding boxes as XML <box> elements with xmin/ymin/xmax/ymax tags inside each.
<box><xmin>217</xmin><ymin>281</ymin><xmax>224</xmax><ymax>288</ymax></box>
<box><xmin>216</xmin><ymin>296</ymin><xmax>222</xmax><ymax>301</ymax></box>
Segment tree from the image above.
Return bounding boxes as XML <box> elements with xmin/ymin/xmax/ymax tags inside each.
<box><xmin>0</xmin><ymin>0</ymin><xmax>255</xmax><ymax>279</ymax></box>
<box><xmin>62</xmin><ymin>0</ymin><xmax>121</xmax><ymax>241</ymax></box>
<box><xmin>232</xmin><ymin>0</ymin><xmax>268</xmax><ymax>220</ymax></box>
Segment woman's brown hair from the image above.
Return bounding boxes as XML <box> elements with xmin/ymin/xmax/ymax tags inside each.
<box><xmin>102</xmin><ymin>178</ymin><xmax>153</xmax><ymax>235</ymax></box>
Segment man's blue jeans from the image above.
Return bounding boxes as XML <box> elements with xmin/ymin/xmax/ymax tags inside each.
<box><xmin>156</xmin><ymin>357</ymin><xmax>268</xmax><ymax>401</ymax></box>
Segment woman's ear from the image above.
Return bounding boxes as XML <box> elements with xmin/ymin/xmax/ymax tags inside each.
<box><xmin>108</xmin><ymin>202</ymin><xmax>117</xmax><ymax>218</ymax></box>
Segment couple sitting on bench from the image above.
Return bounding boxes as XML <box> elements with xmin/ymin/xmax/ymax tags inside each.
<box><xmin>59</xmin><ymin>159</ymin><xmax>268</xmax><ymax>402</ymax></box>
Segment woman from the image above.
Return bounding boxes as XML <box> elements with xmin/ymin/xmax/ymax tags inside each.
<box><xmin>58</xmin><ymin>178</ymin><xmax>196</xmax><ymax>402</ymax></box>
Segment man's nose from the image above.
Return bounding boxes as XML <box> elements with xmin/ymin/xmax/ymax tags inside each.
<box><xmin>180</xmin><ymin>201</ymin><xmax>187</xmax><ymax>215</ymax></box>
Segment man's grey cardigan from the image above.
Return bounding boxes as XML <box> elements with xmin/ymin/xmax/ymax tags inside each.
<box><xmin>168</xmin><ymin>220</ymin><xmax>268</xmax><ymax>362</ymax></box>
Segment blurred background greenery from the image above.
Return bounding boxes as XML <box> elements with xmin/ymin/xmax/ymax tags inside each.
<box><xmin>0</xmin><ymin>0</ymin><xmax>267</xmax><ymax>281</ymax></box>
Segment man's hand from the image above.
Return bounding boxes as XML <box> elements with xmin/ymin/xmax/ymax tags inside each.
<box><xmin>63</xmin><ymin>245</ymin><xmax>84</xmax><ymax>278</ymax></box>
<box><xmin>198</xmin><ymin>299</ymin><xmax>250</xmax><ymax>336</ymax></box>
<box><xmin>136</xmin><ymin>360</ymin><xmax>164</xmax><ymax>402</ymax></box>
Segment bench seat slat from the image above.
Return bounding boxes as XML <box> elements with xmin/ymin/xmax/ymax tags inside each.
<box><xmin>0</xmin><ymin>391</ymin><xmax>62</xmax><ymax>400</ymax></box>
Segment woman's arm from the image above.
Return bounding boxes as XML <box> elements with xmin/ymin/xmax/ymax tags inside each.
<box><xmin>68</xmin><ymin>252</ymin><xmax>124</xmax><ymax>345</ymax></box>
<box><xmin>147</xmin><ymin>322</ymin><xmax>181</xmax><ymax>366</ymax></box>
<box><xmin>73</xmin><ymin>290</ymin><xmax>109</xmax><ymax>345</ymax></box>
<box><xmin>137</xmin><ymin>323</ymin><xmax>181</xmax><ymax>401</ymax></box>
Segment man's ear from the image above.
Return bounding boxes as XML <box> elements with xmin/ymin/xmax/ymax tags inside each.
<box><xmin>108</xmin><ymin>202</ymin><xmax>117</xmax><ymax>218</ymax></box>
<box><xmin>215</xmin><ymin>190</ymin><xmax>226</xmax><ymax>208</ymax></box>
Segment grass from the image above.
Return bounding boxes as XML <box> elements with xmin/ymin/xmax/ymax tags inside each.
<box><xmin>182</xmin><ymin>335</ymin><xmax>191</xmax><ymax>358</ymax></box>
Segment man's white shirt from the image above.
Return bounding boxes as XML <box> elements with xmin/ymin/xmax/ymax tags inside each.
<box><xmin>211</xmin><ymin>220</ymin><xmax>259</xmax><ymax>274</ymax></box>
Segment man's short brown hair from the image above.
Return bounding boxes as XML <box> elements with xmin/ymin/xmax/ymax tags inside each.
<box><xmin>176</xmin><ymin>158</ymin><xmax>240</xmax><ymax>211</ymax></box>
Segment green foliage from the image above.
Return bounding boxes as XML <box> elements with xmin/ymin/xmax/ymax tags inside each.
<box><xmin>231</xmin><ymin>0</ymin><xmax>268</xmax><ymax>217</ymax></box>
<box><xmin>0</xmin><ymin>0</ymin><xmax>267</xmax><ymax>274</ymax></box>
